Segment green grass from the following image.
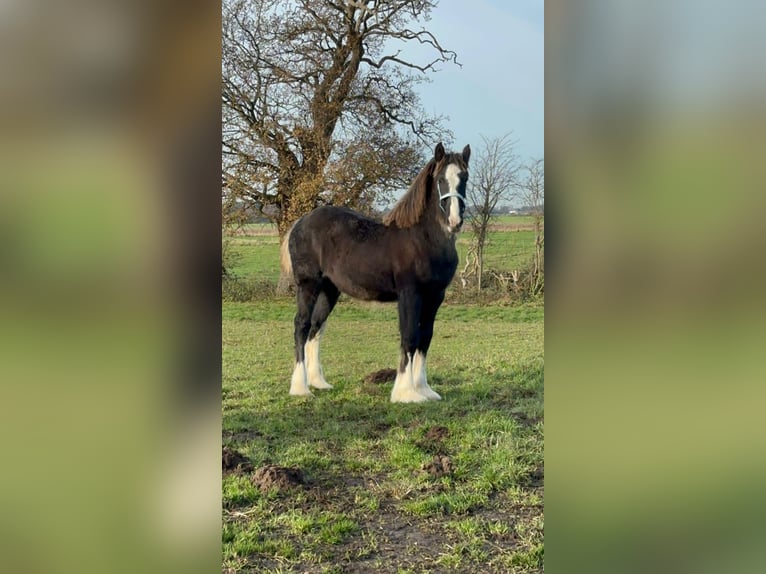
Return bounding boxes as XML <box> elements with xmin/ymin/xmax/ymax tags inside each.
<box><xmin>456</xmin><ymin>229</ymin><xmax>537</xmax><ymax>273</ymax></box>
<box><xmin>222</xmin><ymin>298</ymin><xmax>544</xmax><ymax>573</ymax></box>
<box><xmin>225</xmin><ymin>236</ymin><xmax>282</xmax><ymax>283</ymax></box>
<box><xmin>492</xmin><ymin>214</ymin><xmax>538</xmax><ymax>226</ymax></box>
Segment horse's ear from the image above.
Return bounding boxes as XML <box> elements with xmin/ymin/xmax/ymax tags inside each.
<box><xmin>434</xmin><ymin>142</ymin><xmax>445</xmax><ymax>162</ymax></box>
<box><xmin>462</xmin><ymin>144</ymin><xmax>471</xmax><ymax>164</ymax></box>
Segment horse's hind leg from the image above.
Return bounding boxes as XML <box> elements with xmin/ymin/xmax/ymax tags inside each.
<box><xmin>290</xmin><ymin>281</ymin><xmax>320</xmax><ymax>396</ymax></box>
<box><xmin>305</xmin><ymin>279</ymin><xmax>340</xmax><ymax>390</ymax></box>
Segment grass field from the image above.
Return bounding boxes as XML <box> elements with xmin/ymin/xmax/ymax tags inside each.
<box><xmin>222</xmin><ymin>215</ymin><xmax>543</xmax><ymax>572</ymax></box>
<box><xmin>223</xmin><ymin>296</ymin><xmax>543</xmax><ymax>573</ymax></box>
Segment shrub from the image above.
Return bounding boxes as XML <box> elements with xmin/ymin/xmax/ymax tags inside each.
<box><xmin>222</xmin><ymin>276</ymin><xmax>278</xmax><ymax>302</ymax></box>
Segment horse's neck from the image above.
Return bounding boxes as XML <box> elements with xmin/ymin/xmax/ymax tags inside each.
<box><xmin>413</xmin><ymin>202</ymin><xmax>454</xmax><ymax>247</ymax></box>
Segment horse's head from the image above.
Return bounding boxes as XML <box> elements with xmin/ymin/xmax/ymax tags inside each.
<box><xmin>432</xmin><ymin>142</ymin><xmax>471</xmax><ymax>233</ymax></box>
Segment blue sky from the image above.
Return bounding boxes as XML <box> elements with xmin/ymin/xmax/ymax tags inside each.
<box><xmin>405</xmin><ymin>0</ymin><xmax>544</xmax><ymax>161</ymax></box>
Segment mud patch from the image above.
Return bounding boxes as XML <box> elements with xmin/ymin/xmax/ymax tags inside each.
<box><xmin>252</xmin><ymin>465</ymin><xmax>305</xmax><ymax>493</ymax></box>
<box><xmin>415</xmin><ymin>425</ymin><xmax>450</xmax><ymax>454</ymax></box>
<box><xmin>222</xmin><ymin>446</ymin><xmax>254</xmax><ymax>474</ymax></box>
<box><xmin>424</xmin><ymin>425</ymin><xmax>449</xmax><ymax>442</ymax></box>
<box><xmin>364</xmin><ymin>368</ymin><xmax>397</xmax><ymax>385</ymax></box>
<box><xmin>422</xmin><ymin>455</ymin><xmax>454</xmax><ymax>479</ymax></box>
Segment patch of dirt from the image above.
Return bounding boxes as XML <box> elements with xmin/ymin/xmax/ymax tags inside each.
<box><xmin>225</xmin><ymin>478</ymin><xmax>542</xmax><ymax>574</ymax></box>
<box><xmin>252</xmin><ymin>465</ymin><xmax>305</xmax><ymax>493</ymax></box>
<box><xmin>364</xmin><ymin>368</ymin><xmax>397</xmax><ymax>384</ymax></box>
<box><xmin>308</xmin><ymin>508</ymin><xmax>451</xmax><ymax>574</ymax></box>
<box><xmin>415</xmin><ymin>425</ymin><xmax>450</xmax><ymax>454</ymax></box>
<box><xmin>424</xmin><ymin>425</ymin><xmax>449</xmax><ymax>442</ymax></box>
<box><xmin>422</xmin><ymin>455</ymin><xmax>454</xmax><ymax>479</ymax></box>
<box><xmin>222</xmin><ymin>446</ymin><xmax>254</xmax><ymax>474</ymax></box>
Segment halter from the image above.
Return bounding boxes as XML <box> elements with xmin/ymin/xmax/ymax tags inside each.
<box><xmin>438</xmin><ymin>191</ymin><xmax>465</xmax><ymax>213</ymax></box>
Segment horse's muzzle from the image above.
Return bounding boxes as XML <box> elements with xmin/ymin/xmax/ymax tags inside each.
<box><xmin>449</xmin><ymin>220</ymin><xmax>463</xmax><ymax>233</ymax></box>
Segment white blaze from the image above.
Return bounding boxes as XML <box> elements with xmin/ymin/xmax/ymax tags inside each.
<box><xmin>449</xmin><ymin>197</ymin><xmax>460</xmax><ymax>228</ymax></box>
<box><xmin>444</xmin><ymin>163</ymin><xmax>463</xmax><ymax>229</ymax></box>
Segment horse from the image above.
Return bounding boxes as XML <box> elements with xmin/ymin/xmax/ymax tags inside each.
<box><xmin>280</xmin><ymin>142</ymin><xmax>470</xmax><ymax>402</ymax></box>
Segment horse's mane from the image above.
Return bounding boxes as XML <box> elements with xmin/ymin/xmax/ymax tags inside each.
<box><xmin>382</xmin><ymin>158</ymin><xmax>438</xmax><ymax>228</ymax></box>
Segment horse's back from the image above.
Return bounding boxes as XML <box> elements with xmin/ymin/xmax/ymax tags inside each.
<box><xmin>290</xmin><ymin>206</ymin><xmax>396</xmax><ymax>299</ymax></box>
<box><xmin>304</xmin><ymin>205</ymin><xmax>382</xmax><ymax>237</ymax></box>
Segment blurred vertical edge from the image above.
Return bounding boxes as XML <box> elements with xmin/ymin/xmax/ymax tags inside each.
<box><xmin>0</xmin><ymin>1</ymin><xmax>221</xmax><ymax>573</ymax></box>
<box><xmin>546</xmin><ymin>1</ymin><xmax>766</xmax><ymax>574</ymax></box>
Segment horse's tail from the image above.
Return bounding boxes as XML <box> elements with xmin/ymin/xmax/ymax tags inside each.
<box><xmin>280</xmin><ymin>221</ymin><xmax>297</xmax><ymax>280</ymax></box>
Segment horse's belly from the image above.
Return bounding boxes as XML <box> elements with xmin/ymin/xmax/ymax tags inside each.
<box><xmin>329</xmin><ymin>271</ymin><xmax>395</xmax><ymax>302</ymax></box>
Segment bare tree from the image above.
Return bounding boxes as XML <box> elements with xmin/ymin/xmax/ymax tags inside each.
<box><xmin>465</xmin><ymin>133</ymin><xmax>519</xmax><ymax>291</ymax></box>
<box><xmin>222</xmin><ymin>0</ymin><xmax>459</xmax><ymax>239</ymax></box>
<box><xmin>518</xmin><ymin>157</ymin><xmax>544</xmax><ymax>294</ymax></box>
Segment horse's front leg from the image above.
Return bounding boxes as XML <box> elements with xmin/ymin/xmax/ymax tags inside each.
<box><xmin>412</xmin><ymin>289</ymin><xmax>445</xmax><ymax>401</ymax></box>
<box><xmin>391</xmin><ymin>287</ymin><xmax>428</xmax><ymax>403</ymax></box>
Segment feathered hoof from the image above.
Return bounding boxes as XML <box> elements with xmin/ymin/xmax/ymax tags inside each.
<box><xmin>308</xmin><ymin>378</ymin><xmax>333</xmax><ymax>390</ymax></box>
<box><xmin>417</xmin><ymin>387</ymin><xmax>442</xmax><ymax>401</ymax></box>
<box><xmin>390</xmin><ymin>387</ymin><xmax>430</xmax><ymax>403</ymax></box>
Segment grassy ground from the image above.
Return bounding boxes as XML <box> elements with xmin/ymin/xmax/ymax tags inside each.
<box><xmin>223</xmin><ymin>298</ymin><xmax>544</xmax><ymax>573</ymax></box>
<box><xmin>491</xmin><ymin>215</ymin><xmax>537</xmax><ymax>227</ymax></box>
<box><xmin>455</xmin><ymin>231</ymin><xmax>537</xmax><ymax>276</ymax></box>
<box><xmin>225</xmin><ymin>235</ymin><xmax>282</xmax><ymax>283</ymax></box>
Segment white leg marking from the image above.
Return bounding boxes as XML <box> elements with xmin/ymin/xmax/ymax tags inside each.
<box><xmin>412</xmin><ymin>351</ymin><xmax>441</xmax><ymax>401</ymax></box>
<box><xmin>289</xmin><ymin>361</ymin><xmax>312</xmax><ymax>396</ymax></box>
<box><xmin>391</xmin><ymin>353</ymin><xmax>429</xmax><ymax>403</ymax></box>
<box><xmin>305</xmin><ymin>328</ymin><xmax>332</xmax><ymax>389</ymax></box>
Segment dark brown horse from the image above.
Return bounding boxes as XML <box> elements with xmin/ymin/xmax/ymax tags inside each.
<box><xmin>281</xmin><ymin>142</ymin><xmax>470</xmax><ymax>402</ymax></box>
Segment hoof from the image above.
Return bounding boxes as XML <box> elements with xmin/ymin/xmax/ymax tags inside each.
<box><xmin>417</xmin><ymin>387</ymin><xmax>442</xmax><ymax>401</ymax></box>
<box><xmin>390</xmin><ymin>387</ymin><xmax>430</xmax><ymax>403</ymax></box>
<box><xmin>308</xmin><ymin>378</ymin><xmax>333</xmax><ymax>390</ymax></box>
<box><xmin>290</xmin><ymin>362</ymin><xmax>312</xmax><ymax>396</ymax></box>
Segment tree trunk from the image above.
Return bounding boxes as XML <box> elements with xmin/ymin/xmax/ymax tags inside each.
<box><xmin>276</xmin><ymin>271</ymin><xmax>293</xmax><ymax>297</ymax></box>
<box><xmin>477</xmin><ymin>241</ymin><xmax>484</xmax><ymax>292</ymax></box>
<box><xmin>533</xmin><ymin>215</ymin><xmax>543</xmax><ymax>293</ymax></box>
